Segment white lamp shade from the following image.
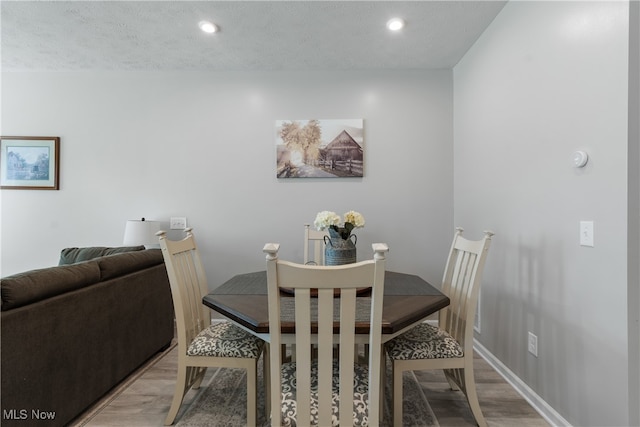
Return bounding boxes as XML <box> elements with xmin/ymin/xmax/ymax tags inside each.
<box><xmin>123</xmin><ymin>219</ymin><xmax>162</xmax><ymax>248</ymax></box>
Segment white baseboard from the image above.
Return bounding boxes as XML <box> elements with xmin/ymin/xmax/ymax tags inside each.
<box><xmin>473</xmin><ymin>340</ymin><xmax>571</xmax><ymax>427</ymax></box>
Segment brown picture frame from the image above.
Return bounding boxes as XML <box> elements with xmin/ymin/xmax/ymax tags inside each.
<box><xmin>0</xmin><ymin>136</ymin><xmax>60</xmax><ymax>190</ymax></box>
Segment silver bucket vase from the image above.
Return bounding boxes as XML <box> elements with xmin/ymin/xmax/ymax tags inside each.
<box><xmin>324</xmin><ymin>228</ymin><xmax>357</xmax><ymax>265</ymax></box>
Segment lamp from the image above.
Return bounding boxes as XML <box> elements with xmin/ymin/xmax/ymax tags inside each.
<box><xmin>123</xmin><ymin>218</ymin><xmax>162</xmax><ymax>249</ymax></box>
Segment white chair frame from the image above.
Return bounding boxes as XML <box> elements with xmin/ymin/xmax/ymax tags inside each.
<box><xmin>264</xmin><ymin>242</ymin><xmax>389</xmax><ymax>427</ymax></box>
<box><xmin>387</xmin><ymin>227</ymin><xmax>493</xmax><ymax>427</ymax></box>
<box><xmin>158</xmin><ymin>228</ymin><xmax>264</xmax><ymax>426</ymax></box>
<box><xmin>304</xmin><ymin>223</ymin><xmax>328</xmax><ymax>265</ymax></box>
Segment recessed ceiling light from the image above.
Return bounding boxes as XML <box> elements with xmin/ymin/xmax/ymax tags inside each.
<box><xmin>387</xmin><ymin>18</ymin><xmax>405</xmax><ymax>31</ymax></box>
<box><xmin>199</xmin><ymin>21</ymin><xmax>218</xmax><ymax>34</ymax></box>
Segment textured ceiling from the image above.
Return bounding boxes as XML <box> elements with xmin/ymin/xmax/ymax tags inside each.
<box><xmin>1</xmin><ymin>1</ymin><xmax>507</xmax><ymax>71</ymax></box>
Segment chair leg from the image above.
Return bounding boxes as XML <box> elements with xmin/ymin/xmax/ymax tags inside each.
<box><xmin>463</xmin><ymin>368</ymin><xmax>487</xmax><ymax>427</ymax></box>
<box><xmin>444</xmin><ymin>368</ymin><xmax>461</xmax><ymax>391</ymax></box>
<box><xmin>387</xmin><ymin>358</ymin><xmax>393</xmax><ymax>422</ymax></box>
<box><xmin>393</xmin><ymin>362</ymin><xmax>404</xmax><ymax>427</ymax></box>
<box><xmin>247</xmin><ymin>362</ymin><xmax>258</xmax><ymax>427</ymax></box>
<box><xmin>164</xmin><ymin>364</ymin><xmax>188</xmax><ymax>425</ymax></box>
<box><xmin>191</xmin><ymin>367</ymin><xmax>207</xmax><ymax>389</ymax></box>
<box><xmin>379</xmin><ymin>348</ymin><xmax>386</xmax><ymax>423</ymax></box>
<box><xmin>290</xmin><ymin>344</ymin><xmax>296</xmax><ymax>362</ymax></box>
<box><xmin>263</xmin><ymin>345</ymin><xmax>271</xmax><ymax>419</ymax></box>
<box><xmin>353</xmin><ymin>344</ymin><xmax>370</xmax><ymax>363</ymax></box>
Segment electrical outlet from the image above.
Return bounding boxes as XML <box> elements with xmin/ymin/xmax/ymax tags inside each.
<box><xmin>528</xmin><ymin>331</ymin><xmax>538</xmax><ymax>357</ymax></box>
<box><xmin>170</xmin><ymin>217</ymin><xmax>187</xmax><ymax>230</ymax></box>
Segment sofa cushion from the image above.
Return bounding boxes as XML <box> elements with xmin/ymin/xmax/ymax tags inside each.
<box><xmin>97</xmin><ymin>249</ymin><xmax>164</xmax><ymax>281</ymax></box>
<box><xmin>59</xmin><ymin>246</ymin><xmax>145</xmax><ymax>265</ymax></box>
<box><xmin>1</xmin><ymin>262</ymin><xmax>101</xmax><ymax>311</ymax></box>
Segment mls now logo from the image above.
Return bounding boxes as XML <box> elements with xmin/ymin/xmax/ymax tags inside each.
<box><xmin>3</xmin><ymin>409</ymin><xmax>28</xmax><ymax>420</ymax></box>
<box><xmin>3</xmin><ymin>409</ymin><xmax>56</xmax><ymax>420</ymax></box>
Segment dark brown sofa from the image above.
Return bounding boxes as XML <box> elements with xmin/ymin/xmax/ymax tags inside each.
<box><xmin>1</xmin><ymin>248</ymin><xmax>174</xmax><ymax>427</ymax></box>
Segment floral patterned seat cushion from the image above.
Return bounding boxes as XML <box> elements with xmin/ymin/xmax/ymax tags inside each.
<box><xmin>187</xmin><ymin>321</ymin><xmax>264</xmax><ymax>358</ymax></box>
<box><xmin>385</xmin><ymin>322</ymin><xmax>464</xmax><ymax>360</ymax></box>
<box><xmin>280</xmin><ymin>361</ymin><xmax>371</xmax><ymax>426</ymax></box>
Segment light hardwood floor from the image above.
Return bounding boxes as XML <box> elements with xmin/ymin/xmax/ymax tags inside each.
<box><xmin>71</xmin><ymin>340</ymin><xmax>550</xmax><ymax>427</ymax></box>
<box><xmin>414</xmin><ymin>355</ymin><xmax>550</xmax><ymax>427</ymax></box>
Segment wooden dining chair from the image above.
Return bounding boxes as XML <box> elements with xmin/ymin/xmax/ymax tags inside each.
<box><xmin>304</xmin><ymin>223</ymin><xmax>328</xmax><ymax>265</ymax></box>
<box><xmin>264</xmin><ymin>242</ymin><xmax>389</xmax><ymax>426</ymax></box>
<box><xmin>158</xmin><ymin>228</ymin><xmax>265</xmax><ymax>426</ymax></box>
<box><xmin>295</xmin><ymin>224</ymin><xmax>331</xmax><ymax>361</ymax></box>
<box><xmin>304</xmin><ymin>223</ymin><xmax>369</xmax><ymax>363</ymax></box>
<box><xmin>384</xmin><ymin>227</ymin><xmax>493</xmax><ymax>427</ymax></box>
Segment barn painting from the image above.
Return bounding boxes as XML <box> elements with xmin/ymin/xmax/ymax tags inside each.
<box><xmin>275</xmin><ymin>119</ymin><xmax>363</xmax><ymax>178</ymax></box>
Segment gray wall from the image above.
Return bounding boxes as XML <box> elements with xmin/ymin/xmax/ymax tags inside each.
<box><xmin>628</xmin><ymin>1</ymin><xmax>640</xmax><ymax>425</ymax></box>
<box><xmin>453</xmin><ymin>1</ymin><xmax>633</xmax><ymax>426</ymax></box>
<box><xmin>1</xmin><ymin>70</ymin><xmax>454</xmax><ymax>290</ymax></box>
<box><xmin>2</xmin><ymin>2</ymin><xmax>637</xmax><ymax>426</ymax></box>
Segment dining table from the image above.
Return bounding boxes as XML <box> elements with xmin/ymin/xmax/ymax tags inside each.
<box><xmin>202</xmin><ymin>270</ymin><xmax>449</xmax><ymax>344</ymax></box>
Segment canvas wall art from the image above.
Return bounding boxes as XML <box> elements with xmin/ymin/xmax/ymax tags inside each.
<box><xmin>276</xmin><ymin>119</ymin><xmax>363</xmax><ymax>178</ymax></box>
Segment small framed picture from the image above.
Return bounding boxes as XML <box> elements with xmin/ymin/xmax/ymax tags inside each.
<box><xmin>1</xmin><ymin>136</ymin><xmax>60</xmax><ymax>190</ymax></box>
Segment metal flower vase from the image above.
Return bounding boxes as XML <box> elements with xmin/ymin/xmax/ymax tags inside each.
<box><xmin>324</xmin><ymin>228</ymin><xmax>357</xmax><ymax>265</ymax></box>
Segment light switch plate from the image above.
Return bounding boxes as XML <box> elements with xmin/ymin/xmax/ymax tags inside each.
<box><xmin>580</xmin><ymin>221</ymin><xmax>594</xmax><ymax>247</ymax></box>
<box><xmin>170</xmin><ymin>217</ymin><xmax>187</xmax><ymax>230</ymax></box>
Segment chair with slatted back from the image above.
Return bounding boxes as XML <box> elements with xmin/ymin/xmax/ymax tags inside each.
<box><xmin>296</xmin><ymin>224</ymin><xmax>330</xmax><ymax>360</ymax></box>
<box><xmin>304</xmin><ymin>223</ymin><xmax>328</xmax><ymax>265</ymax></box>
<box><xmin>264</xmin><ymin>242</ymin><xmax>389</xmax><ymax>426</ymax></box>
<box><xmin>158</xmin><ymin>228</ymin><xmax>265</xmax><ymax>426</ymax></box>
<box><xmin>384</xmin><ymin>227</ymin><xmax>493</xmax><ymax>427</ymax></box>
<box><xmin>303</xmin><ymin>223</ymin><xmax>369</xmax><ymax>363</ymax></box>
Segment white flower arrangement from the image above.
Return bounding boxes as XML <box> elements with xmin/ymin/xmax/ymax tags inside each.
<box><xmin>344</xmin><ymin>210</ymin><xmax>365</xmax><ymax>228</ymax></box>
<box><xmin>314</xmin><ymin>210</ymin><xmax>365</xmax><ymax>239</ymax></box>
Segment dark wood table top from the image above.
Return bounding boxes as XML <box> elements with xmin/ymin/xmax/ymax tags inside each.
<box><xmin>203</xmin><ymin>270</ymin><xmax>449</xmax><ymax>335</ymax></box>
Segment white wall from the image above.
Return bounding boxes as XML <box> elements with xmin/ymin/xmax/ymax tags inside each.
<box><xmin>1</xmin><ymin>70</ymin><xmax>454</xmax><ymax>290</ymax></box>
<box><xmin>454</xmin><ymin>1</ymin><xmax>631</xmax><ymax>426</ymax></box>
